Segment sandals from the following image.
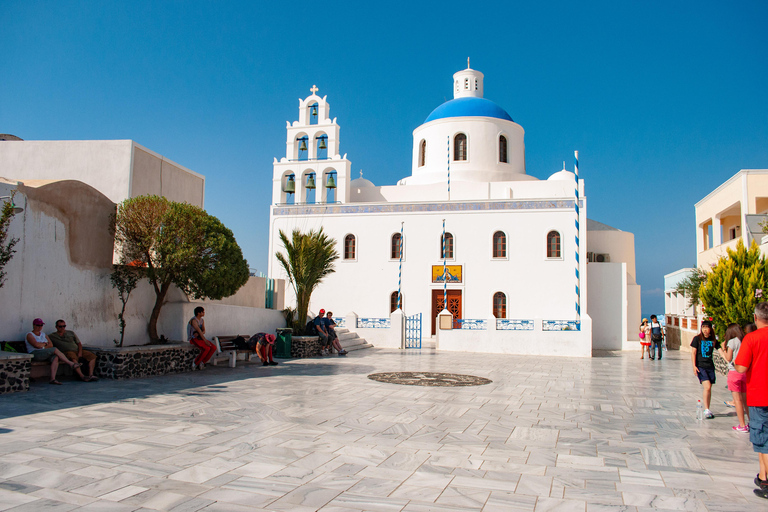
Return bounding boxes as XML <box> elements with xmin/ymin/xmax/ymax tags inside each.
<box><xmin>71</xmin><ymin>362</ymin><xmax>82</xmax><ymax>369</ymax></box>
<box><xmin>49</xmin><ymin>380</ymin><xmax>62</xmax><ymax>385</ymax></box>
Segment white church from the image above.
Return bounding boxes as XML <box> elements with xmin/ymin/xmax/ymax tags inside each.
<box><xmin>268</xmin><ymin>66</ymin><xmax>641</xmax><ymax>357</ymax></box>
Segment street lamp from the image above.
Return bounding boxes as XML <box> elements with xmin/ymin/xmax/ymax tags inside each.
<box><xmin>0</xmin><ymin>196</ymin><xmax>23</xmax><ymax>215</ymax></box>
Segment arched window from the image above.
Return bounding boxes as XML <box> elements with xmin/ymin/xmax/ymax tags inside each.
<box><xmin>390</xmin><ymin>291</ymin><xmax>403</xmax><ymax>312</ymax></box>
<box><xmin>547</xmin><ymin>231</ymin><xmax>561</xmax><ymax>258</ymax></box>
<box><xmin>344</xmin><ymin>234</ymin><xmax>356</xmax><ymax>260</ymax></box>
<box><xmin>493</xmin><ymin>231</ymin><xmax>506</xmax><ymax>258</ymax></box>
<box><xmin>391</xmin><ymin>233</ymin><xmax>402</xmax><ymax>259</ymax></box>
<box><xmin>454</xmin><ymin>134</ymin><xmax>467</xmax><ymax>161</ymax></box>
<box><xmin>419</xmin><ymin>140</ymin><xmax>426</xmax><ymax>167</ymax></box>
<box><xmin>309</xmin><ymin>103</ymin><xmax>318</xmax><ymax>125</ymax></box>
<box><xmin>441</xmin><ymin>232</ymin><xmax>454</xmax><ymax>259</ymax></box>
<box><xmin>499</xmin><ymin>135</ymin><xmax>508</xmax><ymax>163</ymax></box>
<box><xmin>493</xmin><ymin>292</ymin><xmax>506</xmax><ymax>319</ymax></box>
<box><xmin>464</xmin><ymin>77</ymin><xmax>469</xmax><ymax>90</ymax></box>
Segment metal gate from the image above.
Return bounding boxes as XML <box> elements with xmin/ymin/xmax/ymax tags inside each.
<box><xmin>406</xmin><ymin>313</ymin><xmax>422</xmax><ymax>349</ymax></box>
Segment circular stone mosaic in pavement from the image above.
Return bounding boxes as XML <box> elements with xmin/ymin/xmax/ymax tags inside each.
<box><xmin>367</xmin><ymin>372</ymin><xmax>492</xmax><ymax>387</ymax></box>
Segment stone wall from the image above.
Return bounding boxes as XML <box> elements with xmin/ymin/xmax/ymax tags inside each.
<box><xmin>290</xmin><ymin>336</ymin><xmax>321</xmax><ymax>358</ymax></box>
<box><xmin>89</xmin><ymin>344</ymin><xmax>199</xmax><ymax>380</ymax></box>
<box><xmin>0</xmin><ymin>352</ymin><xmax>31</xmax><ymax>394</ymax></box>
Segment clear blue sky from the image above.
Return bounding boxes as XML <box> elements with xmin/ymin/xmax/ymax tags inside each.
<box><xmin>2</xmin><ymin>1</ymin><xmax>767</xmax><ymax>316</ymax></box>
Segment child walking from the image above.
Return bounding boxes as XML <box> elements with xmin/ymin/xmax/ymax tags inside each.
<box><xmin>691</xmin><ymin>320</ymin><xmax>720</xmax><ymax>419</ymax></box>
<box><xmin>718</xmin><ymin>323</ymin><xmax>749</xmax><ymax>432</ymax></box>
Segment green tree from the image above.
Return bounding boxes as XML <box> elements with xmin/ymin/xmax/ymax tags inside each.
<box><xmin>113</xmin><ymin>195</ymin><xmax>250</xmax><ymax>342</ymax></box>
<box><xmin>674</xmin><ymin>267</ymin><xmax>708</xmax><ymax>311</ymax></box>
<box><xmin>276</xmin><ymin>228</ymin><xmax>338</xmax><ymax>331</ymax></box>
<box><xmin>110</xmin><ymin>263</ymin><xmax>142</xmax><ymax>347</ymax></box>
<box><xmin>699</xmin><ymin>240</ymin><xmax>768</xmax><ymax>340</ymax></box>
<box><xmin>0</xmin><ymin>192</ymin><xmax>21</xmax><ymax>289</ymax></box>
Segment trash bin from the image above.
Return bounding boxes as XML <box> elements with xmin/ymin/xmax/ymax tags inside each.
<box><xmin>275</xmin><ymin>328</ymin><xmax>292</xmax><ymax>358</ymax></box>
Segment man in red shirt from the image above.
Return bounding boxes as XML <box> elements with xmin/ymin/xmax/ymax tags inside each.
<box><xmin>735</xmin><ymin>301</ymin><xmax>768</xmax><ymax>499</ymax></box>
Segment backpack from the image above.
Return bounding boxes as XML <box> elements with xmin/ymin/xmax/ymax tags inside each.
<box><xmin>232</xmin><ymin>336</ymin><xmax>249</xmax><ymax>350</ymax></box>
<box><xmin>305</xmin><ymin>320</ymin><xmax>318</xmax><ymax>336</ymax></box>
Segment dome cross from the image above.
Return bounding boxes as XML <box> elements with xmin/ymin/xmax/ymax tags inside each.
<box><xmin>310</xmin><ymin>85</ymin><xmax>318</xmax><ymax>94</ymax></box>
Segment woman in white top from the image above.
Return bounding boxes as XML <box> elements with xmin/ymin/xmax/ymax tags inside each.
<box><xmin>718</xmin><ymin>323</ymin><xmax>748</xmax><ymax>432</ymax></box>
<box><xmin>25</xmin><ymin>318</ymin><xmax>80</xmax><ymax>385</ymax></box>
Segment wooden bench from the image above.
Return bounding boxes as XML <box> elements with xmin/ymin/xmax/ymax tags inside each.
<box><xmin>211</xmin><ymin>335</ymin><xmax>258</xmax><ymax>367</ymax></box>
<box><xmin>1</xmin><ymin>341</ymin><xmax>74</xmax><ymax>380</ymax></box>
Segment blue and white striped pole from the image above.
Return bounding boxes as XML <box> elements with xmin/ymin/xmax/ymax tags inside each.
<box><xmin>442</xmin><ymin>218</ymin><xmax>447</xmax><ymax>309</ymax></box>
<box><xmin>397</xmin><ymin>221</ymin><xmax>403</xmax><ymax>310</ymax></box>
<box><xmin>574</xmin><ymin>150</ymin><xmax>581</xmax><ymax>319</ymax></box>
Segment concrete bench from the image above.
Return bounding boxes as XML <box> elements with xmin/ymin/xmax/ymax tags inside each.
<box><xmin>211</xmin><ymin>335</ymin><xmax>258</xmax><ymax>367</ymax></box>
<box><xmin>1</xmin><ymin>341</ymin><xmax>74</xmax><ymax>381</ymax></box>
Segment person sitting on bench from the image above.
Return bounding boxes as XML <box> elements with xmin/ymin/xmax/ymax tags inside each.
<box><xmin>49</xmin><ymin>319</ymin><xmax>99</xmax><ymax>382</ymax></box>
<box><xmin>25</xmin><ymin>318</ymin><xmax>81</xmax><ymax>385</ymax></box>
<box><xmin>188</xmin><ymin>307</ymin><xmax>216</xmax><ymax>370</ymax></box>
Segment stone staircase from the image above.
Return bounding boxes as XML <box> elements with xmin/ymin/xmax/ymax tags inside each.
<box><xmin>335</xmin><ymin>328</ymin><xmax>373</xmax><ymax>352</ymax></box>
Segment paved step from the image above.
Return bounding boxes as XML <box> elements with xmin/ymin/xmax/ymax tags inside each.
<box><xmin>335</xmin><ymin>328</ymin><xmax>374</xmax><ymax>352</ymax></box>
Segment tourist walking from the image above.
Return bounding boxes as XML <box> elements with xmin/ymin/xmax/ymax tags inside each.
<box><xmin>649</xmin><ymin>315</ymin><xmax>665</xmax><ymax>360</ymax></box>
<box><xmin>718</xmin><ymin>323</ymin><xmax>749</xmax><ymax>432</ymax></box>
<box><xmin>734</xmin><ymin>302</ymin><xmax>768</xmax><ymax>499</ymax></box>
<box><xmin>691</xmin><ymin>320</ymin><xmax>720</xmax><ymax>419</ymax></box>
<box><xmin>639</xmin><ymin>318</ymin><xmax>651</xmax><ymax>359</ymax></box>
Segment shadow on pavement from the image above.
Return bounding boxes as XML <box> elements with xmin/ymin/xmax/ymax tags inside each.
<box><xmin>0</xmin><ymin>356</ymin><xmax>378</xmax><ymax>421</ymax></box>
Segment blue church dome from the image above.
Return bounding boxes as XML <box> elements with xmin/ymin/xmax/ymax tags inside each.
<box><xmin>424</xmin><ymin>97</ymin><xmax>513</xmax><ymax>123</ymax></box>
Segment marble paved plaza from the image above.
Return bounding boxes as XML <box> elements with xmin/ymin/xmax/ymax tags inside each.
<box><xmin>0</xmin><ymin>348</ymin><xmax>766</xmax><ymax>511</ymax></box>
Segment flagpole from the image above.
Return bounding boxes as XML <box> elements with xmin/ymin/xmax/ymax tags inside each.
<box><xmin>397</xmin><ymin>221</ymin><xmax>403</xmax><ymax>310</ymax></box>
<box><xmin>447</xmin><ymin>136</ymin><xmax>451</xmax><ymax>200</ymax></box>
<box><xmin>442</xmin><ymin>218</ymin><xmax>447</xmax><ymax>309</ymax></box>
<box><xmin>574</xmin><ymin>150</ymin><xmax>581</xmax><ymax>320</ymax></box>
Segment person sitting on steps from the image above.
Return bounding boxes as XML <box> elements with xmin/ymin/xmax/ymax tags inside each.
<box><xmin>326</xmin><ymin>311</ymin><xmax>347</xmax><ymax>356</ymax></box>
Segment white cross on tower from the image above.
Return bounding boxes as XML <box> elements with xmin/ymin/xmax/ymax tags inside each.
<box><xmin>310</xmin><ymin>85</ymin><xmax>318</xmax><ymax>94</ymax></box>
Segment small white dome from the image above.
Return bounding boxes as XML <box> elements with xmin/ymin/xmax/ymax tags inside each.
<box><xmin>548</xmin><ymin>169</ymin><xmax>575</xmax><ymax>181</ymax></box>
<box><xmin>351</xmin><ymin>177</ymin><xmax>374</xmax><ymax>188</ymax></box>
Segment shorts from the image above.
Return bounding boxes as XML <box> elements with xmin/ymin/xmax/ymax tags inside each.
<box><xmin>64</xmin><ymin>349</ymin><xmax>96</xmax><ymax>364</ymax></box>
<box><xmin>727</xmin><ymin>370</ymin><xmax>747</xmax><ymax>392</ymax></box>
<box><xmin>30</xmin><ymin>347</ymin><xmax>56</xmax><ymax>362</ymax></box>
<box><xmin>696</xmin><ymin>366</ymin><xmax>716</xmax><ymax>384</ymax></box>
<box><xmin>749</xmin><ymin>406</ymin><xmax>768</xmax><ymax>453</ymax></box>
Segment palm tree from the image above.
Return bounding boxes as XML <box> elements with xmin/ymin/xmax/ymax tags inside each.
<box><xmin>276</xmin><ymin>228</ymin><xmax>339</xmax><ymax>331</ymax></box>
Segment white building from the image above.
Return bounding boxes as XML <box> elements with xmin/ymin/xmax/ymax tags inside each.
<box><xmin>268</xmin><ymin>67</ymin><xmax>641</xmax><ymax>357</ymax></box>
<box><xmin>0</xmin><ymin>139</ymin><xmax>284</xmax><ymax>345</ymax></box>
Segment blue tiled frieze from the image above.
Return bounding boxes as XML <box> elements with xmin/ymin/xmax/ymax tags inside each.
<box><xmin>496</xmin><ymin>319</ymin><xmax>534</xmax><ymax>330</ymax></box>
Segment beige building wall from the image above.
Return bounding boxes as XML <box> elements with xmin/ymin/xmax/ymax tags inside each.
<box><xmin>0</xmin><ymin>139</ymin><xmax>205</xmax><ymax>207</ymax></box>
<box><xmin>585</xmin><ymin>220</ymin><xmax>642</xmax><ymax>350</ymax></box>
<box><xmin>696</xmin><ymin>169</ymin><xmax>768</xmax><ymax>268</ymax></box>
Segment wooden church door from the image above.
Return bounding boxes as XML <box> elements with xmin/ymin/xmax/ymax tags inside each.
<box><xmin>431</xmin><ymin>289</ymin><xmax>462</xmax><ymax>335</ymax></box>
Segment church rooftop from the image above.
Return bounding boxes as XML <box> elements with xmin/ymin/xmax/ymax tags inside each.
<box><xmin>424</xmin><ymin>97</ymin><xmax>513</xmax><ymax>123</ymax></box>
